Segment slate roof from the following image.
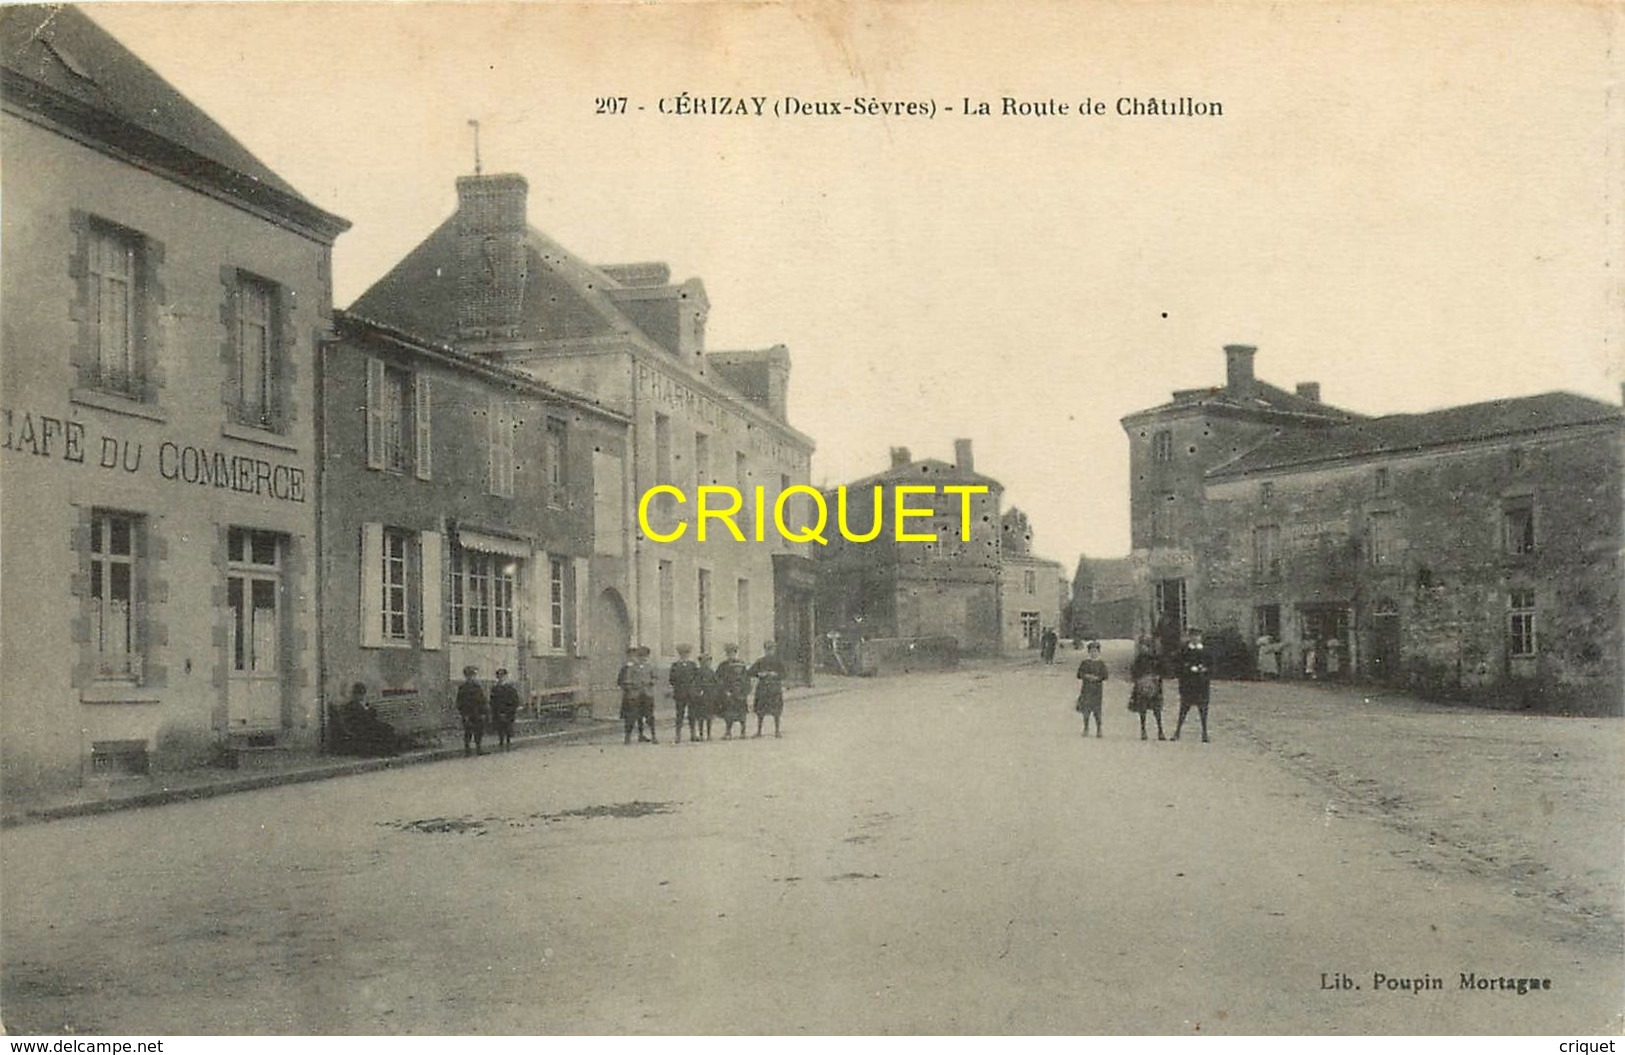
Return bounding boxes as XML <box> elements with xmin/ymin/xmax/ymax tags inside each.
<box><xmin>1128</xmin><ymin>379</ymin><xmax>1362</xmax><ymax>425</ymax></box>
<box><xmin>838</xmin><ymin>457</ymin><xmax>1003</xmax><ymax>493</ymax></box>
<box><xmin>1</xmin><ymin>5</ymin><xmax>347</xmax><ymax>237</ymax></box>
<box><xmin>1208</xmin><ymin>391</ymin><xmax>1621</xmax><ymax>477</ymax></box>
<box><xmin>347</xmin><ymin>215</ymin><xmax>638</xmax><ymax>347</ymax></box>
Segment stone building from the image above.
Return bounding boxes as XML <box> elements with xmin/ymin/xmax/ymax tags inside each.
<box><xmin>319</xmin><ymin>313</ymin><xmax>631</xmax><ymax>730</ymax></box>
<box><xmin>1123</xmin><ymin>345</ymin><xmax>1623</xmax><ymax>712</ymax></box>
<box><xmin>1070</xmin><ymin>556</ymin><xmax>1139</xmax><ymax>641</ymax></box>
<box><xmin>0</xmin><ymin>6</ymin><xmax>349</xmax><ymax>787</ymax></box>
<box><xmin>814</xmin><ymin>440</ymin><xmax>1007</xmax><ymax>655</ymax></box>
<box><xmin>346</xmin><ymin>173</ymin><xmax>816</xmax><ymax>692</ymax></box>
<box><xmin>997</xmin><ymin>508</ymin><xmax>1064</xmax><ymax>651</ymax></box>
<box><xmin>1121</xmin><ymin>344</ymin><xmax>1362</xmax><ymax>656</ymax></box>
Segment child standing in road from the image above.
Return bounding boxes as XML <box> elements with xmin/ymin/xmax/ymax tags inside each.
<box><xmin>1075</xmin><ymin>640</ymin><xmax>1108</xmax><ymax>737</ymax></box>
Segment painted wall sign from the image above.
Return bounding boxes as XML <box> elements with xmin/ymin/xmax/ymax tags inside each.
<box><xmin>2</xmin><ymin>407</ymin><xmax>307</xmax><ymax>503</ymax></box>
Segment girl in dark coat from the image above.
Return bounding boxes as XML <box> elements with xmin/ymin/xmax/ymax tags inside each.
<box><xmin>1129</xmin><ymin>635</ymin><xmax>1166</xmax><ymax>741</ymax></box>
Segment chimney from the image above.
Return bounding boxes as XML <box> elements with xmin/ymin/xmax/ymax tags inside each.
<box><xmin>1296</xmin><ymin>382</ymin><xmax>1321</xmax><ymax>402</ymax></box>
<box><xmin>954</xmin><ymin>438</ymin><xmax>974</xmax><ymax>473</ymax></box>
<box><xmin>889</xmin><ymin>446</ymin><xmax>912</xmax><ymax>468</ymax></box>
<box><xmin>1224</xmin><ymin>344</ymin><xmax>1257</xmax><ymax>392</ymax></box>
<box><xmin>455</xmin><ymin>173</ymin><xmax>530</xmax><ymax>341</ymax></box>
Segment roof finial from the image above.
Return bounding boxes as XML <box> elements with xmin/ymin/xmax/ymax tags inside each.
<box><xmin>468</xmin><ymin>119</ymin><xmax>482</xmax><ymax>176</ymax></box>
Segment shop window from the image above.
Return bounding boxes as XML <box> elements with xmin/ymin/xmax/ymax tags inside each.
<box><xmin>449</xmin><ymin>546</ymin><xmax>517</xmax><ymax>640</ymax></box>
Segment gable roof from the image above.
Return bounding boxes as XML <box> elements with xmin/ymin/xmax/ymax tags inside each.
<box><xmin>348</xmin><ymin>215</ymin><xmax>653</xmax><ymax>348</ymax></box>
<box><xmin>1</xmin><ymin>5</ymin><xmax>347</xmax><ymax>240</ymax></box>
<box><xmin>1208</xmin><ymin>391</ymin><xmax>1621</xmax><ymax>478</ymax></box>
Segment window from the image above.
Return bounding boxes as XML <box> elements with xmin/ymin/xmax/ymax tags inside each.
<box><xmin>1509</xmin><ymin>447</ymin><xmax>1525</xmax><ymax>473</ymax></box>
<box><xmin>695</xmin><ymin>432</ymin><xmax>711</xmax><ymax>487</ymax></box>
<box><xmin>366</xmin><ymin>359</ymin><xmax>421</xmax><ymax>475</ymax></box>
<box><xmin>449</xmin><ymin>547</ymin><xmax>517</xmax><ymax>640</ymax></box>
<box><xmin>226</xmin><ymin>528</ymin><xmax>281</xmax><ymax>676</ymax></box>
<box><xmin>654</xmin><ymin>413</ymin><xmax>672</xmax><ymax>485</ymax></box>
<box><xmin>1369</xmin><ymin>512</ymin><xmax>1395</xmax><ymax>566</ymax></box>
<box><xmin>697</xmin><ymin>568</ymin><xmax>712</xmax><ymax>655</ymax></box>
<box><xmin>545</xmin><ymin>418</ymin><xmax>566</xmax><ymax>506</ymax></box>
<box><xmin>381</xmin><ymin>529</ymin><xmax>410</xmax><ymax>643</ymax></box>
<box><xmin>658</xmin><ymin>559</ymin><xmax>675</xmax><ymax>657</ymax></box>
<box><xmin>1503</xmin><ymin>499</ymin><xmax>1535</xmax><ymax>555</ymax></box>
<box><xmin>1152</xmin><ymin>492</ymin><xmax>1179</xmax><ymax>541</ymax></box>
<box><xmin>736</xmin><ymin>451</ymin><xmax>751</xmax><ymax>533</ymax></box>
<box><xmin>90</xmin><ymin>511</ymin><xmax>140</xmax><ymax>678</ymax></box>
<box><xmin>1020</xmin><ymin>610</ymin><xmax>1041</xmax><ymax>646</ymax></box>
<box><xmin>1255</xmin><ymin>604</ymin><xmax>1281</xmax><ymax>641</ymax></box>
<box><xmin>1253</xmin><ymin>525</ymin><xmax>1281</xmax><ymax>580</ymax></box>
<box><xmin>86</xmin><ymin>222</ymin><xmax>143</xmax><ymax>397</ymax></box>
<box><xmin>1374</xmin><ymin>467</ymin><xmax>1390</xmax><ymax>495</ymax></box>
<box><xmin>487</xmin><ymin>397</ymin><xmax>515</xmax><ymax>498</ymax></box>
<box><xmin>1152</xmin><ymin>430</ymin><xmax>1174</xmax><ymax>463</ymax></box>
<box><xmin>736</xmin><ymin>577</ymin><xmax>751</xmax><ymax>650</ymax></box>
<box><xmin>233</xmin><ymin>274</ymin><xmax>279</xmax><ymax>430</ymax></box>
<box><xmin>1508</xmin><ymin>589</ymin><xmax>1536</xmax><ymax>657</ymax></box>
<box><xmin>1023</xmin><ymin>569</ymin><xmax>1037</xmax><ymax>594</ymax></box>
<box><xmin>548</xmin><ymin>558</ymin><xmax>566</xmax><ymax>651</ymax></box>
<box><xmin>1154</xmin><ymin>578</ymin><xmax>1188</xmax><ymax>634</ymax></box>
<box><xmin>1260</xmin><ymin>482</ymin><xmax>1274</xmax><ymax>505</ymax></box>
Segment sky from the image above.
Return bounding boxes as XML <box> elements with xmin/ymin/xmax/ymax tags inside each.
<box><xmin>78</xmin><ymin>1</ymin><xmax>1624</xmax><ymax>571</ymax></box>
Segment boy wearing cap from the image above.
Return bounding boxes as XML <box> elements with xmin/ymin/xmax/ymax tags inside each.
<box><xmin>489</xmin><ymin>668</ymin><xmax>520</xmax><ymax>751</ymax></box>
<box><xmin>1171</xmin><ymin>628</ymin><xmax>1212</xmax><ymax>742</ymax></box>
<box><xmin>669</xmin><ymin>644</ymin><xmax>701</xmax><ymax>743</ymax></box>
<box><xmin>455</xmin><ymin>665</ymin><xmax>489</xmax><ymax>757</ymax></box>
<box><xmin>618</xmin><ymin>645</ymin><xmax>657</xmax><ymax>744</ymax></box>
<box><xmin>716</xmin><ymin>644</ymin><xmax>751</xmax><ymax>739</ymax></box>
<box><xmin>749</xmin><ymin>640</ymin><xmax>786</xmax><ymax>738</ymax></box>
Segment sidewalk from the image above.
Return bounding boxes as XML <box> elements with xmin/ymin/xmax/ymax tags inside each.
<box><xmin>1</xmin><ymin>682</ymin><xmax>854</xmax><ymax>829</ymax></box>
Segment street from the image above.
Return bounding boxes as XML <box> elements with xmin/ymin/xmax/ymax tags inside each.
<box><xmin>2</xmin><ymin>657</ymin><xmax>1620</xmax><ymax>1035</ymax></box>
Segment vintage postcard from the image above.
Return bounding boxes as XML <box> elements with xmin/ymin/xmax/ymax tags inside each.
<box><xmin>1</xmin><ymin>0</ymin><xmax>1620</xmax><ymax>1038</ymax></box>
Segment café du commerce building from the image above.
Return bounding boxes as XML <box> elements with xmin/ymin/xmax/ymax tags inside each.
<box><xmin>0</xmin><ymin>6</ymin><xmax>350</xmax><ymax>789</ymax></box>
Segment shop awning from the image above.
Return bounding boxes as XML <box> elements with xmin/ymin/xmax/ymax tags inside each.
<box><xmin>457</xmin><ymin>529</ymin><xmax>530</xmax><ymax>558</ymax></box>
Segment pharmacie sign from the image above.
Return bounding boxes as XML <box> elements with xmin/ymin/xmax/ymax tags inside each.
<box><xmin>2</xmin><ymin>407</ymin><xmax>309</xmax><ymax>504</ymax></box>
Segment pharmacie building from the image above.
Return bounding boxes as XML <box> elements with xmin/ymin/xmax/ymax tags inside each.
<box><xmin>0</xmin><ymin>7</ymin><xmax>349</xmax><ymax>788</ymax></box>
<box><xmin>347</xmin><ymin>172</ymin><xmax>818</xmax><ymax>691</ymax></box>
<box><xmin>321</xmin><ymin>313</ymin><xmax>631</xmax><ymax>727</ymax></box>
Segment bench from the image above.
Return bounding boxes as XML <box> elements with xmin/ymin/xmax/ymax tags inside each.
<box><xmin>350</xmin><ymin>692</ymin><xmax>445</xmax><ymax>749</ymax></box>
<box><xmin>528</xmin><ymin>685</ymin><xmax>590</xmax><ymax>722</ymax></box>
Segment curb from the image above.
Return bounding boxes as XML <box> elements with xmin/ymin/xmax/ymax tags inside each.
<box><xmin>2</xmin><ymin>684</ymin><xmax>855</xmax><ymax>829</ymax></box>
<box><xmin>1</xmin><ymin>720</ymin><xmax>613</xmax><ymax>830</ymax></box>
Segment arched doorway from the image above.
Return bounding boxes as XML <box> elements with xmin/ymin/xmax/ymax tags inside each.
<box><xmin>588</xmin><ymin>587</ymin><xmax>631</xmax><ymax>718</ymax></box>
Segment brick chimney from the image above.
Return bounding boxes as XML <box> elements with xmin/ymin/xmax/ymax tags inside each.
<box><xmin>455</xmin><ymin>173</ymin><xmax>530</xmax><ymax>341</ymax></box>
<box><xmin>954</xmin><ymin>438</ymin><xmax>974</xmax><ymax>473</ymax></box>
<box><xmin>1224</xmin><ymin>344</ymin><xmax>1257</xmax><ymax>393</ymax></box>
<box><xmin>1296</xmin><ymin>382</ymin><xmax>1321</xmax><ymax>402</ymax></box>
<box><xmin>889</xmin><ymin>446</ymin><xmax>912</xmax><ymax>468</ymax></box>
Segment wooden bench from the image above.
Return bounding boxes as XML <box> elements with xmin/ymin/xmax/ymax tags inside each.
<box><xmin>528</xmin><ymin>685</ymin><xmax>590</xmax><ymax>722</ymax></box>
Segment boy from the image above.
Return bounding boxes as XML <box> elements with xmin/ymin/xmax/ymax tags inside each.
<box><xmin>668</xmin><ymin>644</ymin><xmax>701</xmax><ymax>744</ymax></box>
<box><xmin>1075</xmin><ymin>640</ymin><xmax>1108</xmax><ymax>738</ymax></box>
<box><xmin>455</xmin><ymin>665</ymin><xmax>488</xmax><ymax>756</ymax></box>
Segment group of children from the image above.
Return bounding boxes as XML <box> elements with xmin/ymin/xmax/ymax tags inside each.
<box><xmin>618</xmin><ymin>641</ymin><xmax>788</xmax><ymax>744</ymax></box>
<box><xmin>1073</xmin><ymin>631</ymin><xmax>1214</xmax><ymax>743</ymax></box>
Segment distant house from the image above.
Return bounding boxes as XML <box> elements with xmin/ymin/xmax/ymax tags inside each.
<box><xmin>1122</xmin><ymin>344</ymin><xmax>1623</xmax><ymax>712</ymax></box>
<box><xmin>0</xmin><ymin>6</ymin><xmax>350</xmax><ymax>787</ymax></box>
<box><xmin>1070</xmin><ymin>557</ymin><xmax>1138</xmax><ymax>641</ymax></box>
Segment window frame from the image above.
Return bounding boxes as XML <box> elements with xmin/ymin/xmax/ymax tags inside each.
<box><xmin>85</xmin><ymin>220</ymin><xmax>145</xmax><ymax>399</ymax></box>
<box><xmin>1503</xmin><ymin>499</ymin><xmax>1536</xmax><ymax>556</ymax></box>
<box><xmin>232</xmin><ymin>272</ymin><xmax>281</xmax><ymax>431</ymax></box>
<box><xmin>89</xmin><ymin>509</ymin><xmax>142</xmax><ymax>680</ymax></box>
<box><xmin>1507</xmin><ymin>588</ymin><xmax>1537</xmax><ymax>658</ymax></box>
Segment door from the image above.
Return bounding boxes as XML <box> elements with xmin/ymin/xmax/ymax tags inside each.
<box><xmin>1369</xmin><ymin>600</ymin><xmax>1401</xmax><ymax>683</ymax></box>
<box><xmin>226</xmin><ymin>528</ymin><xmax>285</xmax><ymax>732</ymax></box>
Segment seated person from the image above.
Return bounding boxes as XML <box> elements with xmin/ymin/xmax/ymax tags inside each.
<box><xmin>335</xmin><ymin>681</ymin><xmax>400</xmax><ymax>756</ymax></box>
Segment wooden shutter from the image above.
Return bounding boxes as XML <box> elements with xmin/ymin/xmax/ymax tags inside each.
<box><xmin>531</xmin><ymin>549</ymin><xmax>548</xmax><ymax>656</ymax></box>
<box><xmin>420</xmin><ymin>531</ymin><xmax>442</xmax><ymax>650</ymax></box>
<box><xmin>413</xmin><ymin>375</ymin><xmax>432</xmax><ymax>480</ymax></box>
<box><xmin>360</xmin><ymin>522</ymin><xmax>383</xmax><ymax>647</ymax></box>
<box><xmin>365</xmin><ymin>358</ymin><xmax>385</xmax><ymax>470</ymax></box>
<box><xmin>573</xmin><ymin>556</ymin><xmax>589</xmax><ymax>656</ymax></box>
